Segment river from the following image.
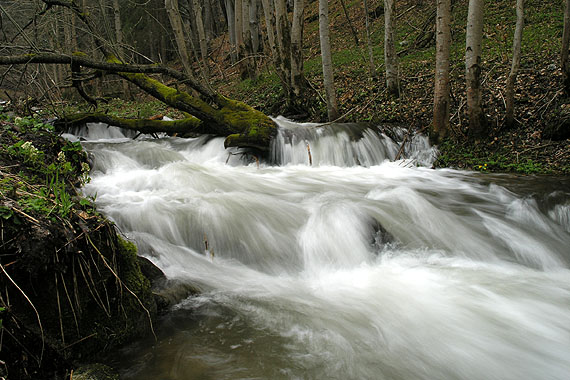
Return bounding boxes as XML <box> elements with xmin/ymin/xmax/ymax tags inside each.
<box><xmin>67</xmin><ymin>118</ymin><xmax>570</xmax><ymax>380</ymax></box>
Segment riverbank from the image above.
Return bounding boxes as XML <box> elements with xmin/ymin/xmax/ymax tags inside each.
<box><xmin>0</xmin><ymin>114</ymin><xmax>158</xmax><ymax>379</ymax></box>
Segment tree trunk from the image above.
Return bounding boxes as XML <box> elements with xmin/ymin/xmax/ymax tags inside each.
<box><xmin>290</xmin><ymin>0</ymin><xmax>305</xmax><ymax>98</ymax></box>
<box><xmin>319</xmin><ymin>0</ymin><xmax>339</xmax><ymax>121</ymax></box>
<box><xmin>562</xmin><ymin>0</ymin><xmax>570</xmax><ymax>94</ymax></box>
<box><xmin>193</xmin><ymin>0</ymin><xmax>210</xmax><ymax>78</ymax></box>
<box><xmin>465</xmin><ymin>0</ymin><xmax>486</xmax><ymax>138</ymax></box>
<box><xmin>249</xmin><ymin>0</ymin><xmax>260</xmax><ymax>54</ymax></box>
<box><xmin>225</xmin><ymin>0</ymin><xmax>238</xmax><ymax>62</ymax></box>
<box><xmin>505</xmin><ymin>0</ymin><xmax>524</xmax><ymax>128</ymax></box>
<box><xmin>384</xmin><ymin>0</ymin><xmax>399</xmax><ymax>97</ymax></box>
<box><xmin>339</xmin><ymin>0</ymin><xmax>359</xmax><ymax>46</ymax></box>
<box><xmin>260</xmin><ymin>0</ymin><xmax>286</xmax><ymax>88</ymax></box>
<box><xmin>4</xmin><ymin>0</ymin><xmax>278</xmax><ymax>153</ymax></box>
<box><xmin>165</xmin><ymin>0</ymin><xmax>194</xmax><ymax>78</ymax></box>
<box><xmin>235</xmin><ymin>0</ymin><xmax>247</xmax><ymax>76</ymax></box>
<box><xmin>275</xmin><ymin>0</ymin><xmax>292</xmax><ymax>92</ymax></box>
<box><xmin>363</xmin><ymin>0</ymin><xmax>376</xmax><ymax>78</ymax></box>
<box><xmin>112</xmin><ymin>0</ymin><xmax>130</xmax><ymax>98</ymax></box>
<box><xmin>432</xmin><ymin>0</ymin><xmax>451</xmax><ymax>143</ymax></box>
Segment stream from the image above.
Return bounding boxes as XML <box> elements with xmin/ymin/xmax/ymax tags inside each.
<box><xmin>67</xmin><ymin>118</ymin><xmax>570</xmax><ymax>380</ymax></box>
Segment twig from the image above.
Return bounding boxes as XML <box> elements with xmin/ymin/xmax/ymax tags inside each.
<box><xmin>538</xmin><ymin>90</ymin><xmax>562</xmax><ymax>119</ymax></box>
<box><xmin>11</xmin><ymin>208</ymin><xmax>41</xmax><ymax>225</ymax></box>
<box><xmin>63</xmin><ymin>333</ymin><xmax>97</xmax><ymax>350</ymax></box>
<box><xmin>394</xmin><ymin>131</ymin><xmax>410</xmax><ymax>161</ymax></box>
<box><xmin>85</xmin><ymin>235</ymin><xmax>156</xmax><ymax>341</ymax></box>
<box><xmin>0</xmin><ymin>263</ymin><xmax>44</xmax><ymax>365</ymax></box>
<box><xmin>518</xmin><ymin>143</ymin><xmax>556</xmax><ymax>155</ymax></box>
<box><xmin>321</xmin><ymin>87</ymin><xmax>388</xmax><ymax>126</ymax></box>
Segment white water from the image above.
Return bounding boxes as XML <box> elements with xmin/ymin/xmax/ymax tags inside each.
<box><xmin>75</xmin><ymin>121</ymin><xmax>570</xmax><ymax>380</ymax></box>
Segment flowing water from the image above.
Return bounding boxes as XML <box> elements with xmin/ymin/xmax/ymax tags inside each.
<box><xmin>68</xmin><ymin>119</ymin><xmax>570</xmax><ymax>380</ymax></box>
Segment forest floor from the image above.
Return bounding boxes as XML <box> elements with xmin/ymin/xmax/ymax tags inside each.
<box><xmin>31</xmin><ymin>0</ymin><xmax>569</xmax><ymax>174</ymax></box>
<box><xmin>211</xmin><ymin>0</ymin><xmax>570</xmax><ymax>174</ymax></box>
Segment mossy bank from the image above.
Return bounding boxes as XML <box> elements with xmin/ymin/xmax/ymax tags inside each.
<box><xmin>0</xmin><ymin>114</ymin><xmax>158</xmax><ymax>379</ymax></box>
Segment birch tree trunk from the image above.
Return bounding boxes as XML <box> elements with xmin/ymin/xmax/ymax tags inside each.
<box><xmin>275</xmin><ymin>0</ymin><xmax>292</xmax><ymax>90</ymax></box>
<box><xmin>165</xmin><ymin>0</ymin><xmax>194</xmax><ymax>78</ymax></box>
<box><xmin>465</xmin><ymin>0</ymin><xmax>486</xmax><ymax>137</ymax></box>
<box><xmin>363</xmin><ymin>0</ymin><xmax>376</xmax><ymax>78</ymax></box>
<box><xmin>319</xmin><ymin>0</ymin><xmax>339</xmax><ymax>121</ymax></box>
<box><xmin>290</xmin><ymin>0</ymin><xmax>305</xmax><ymax>98</ymax></box>
<box><xmin>260</xmin><ymin>0</ymin><xmax>285</xmax><ymax>85</ymax></box>
<box><xmin>384</xmin><ymin>0</ymin><xmax>399</xmax><ymax>97</ymax></box>
<box><xmin>562</xmin><ymin>0</ymin><xmax>570</xmax><ymax>94</ymax></box>
<box><xmin>433</xmin><ymin>0</ymin><xmax>451</xmax><ymax>142</ymax></box>
<box><xmin>505</xmin><ymin>0</ymin><xmax>524</xmax><ymax>128</ymax></box>
<box><xmin>193</xmin><ymin>0</ymin><xmax>210</xmax><ymax>78</ymax></box>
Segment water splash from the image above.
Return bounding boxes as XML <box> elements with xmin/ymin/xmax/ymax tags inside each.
<box><xmin>68</xmin><ymin>119</ymin><xmax>570</xmax><ymax>380</ymax></box>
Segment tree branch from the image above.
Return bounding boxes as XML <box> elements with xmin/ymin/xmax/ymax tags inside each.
<box><xmin>0</xmin><ymin>53</ymin><xmax>213</xmax><ymax>99</ymax></box>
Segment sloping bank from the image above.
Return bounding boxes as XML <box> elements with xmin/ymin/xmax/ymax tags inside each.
<box><xmin>0</xmin><ymin>115</ymin><xmax>171</xmax><ymax>379</ymax></box>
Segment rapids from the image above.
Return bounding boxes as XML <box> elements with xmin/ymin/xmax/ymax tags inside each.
<box><xmin>70</xmin><ymin>119</ymin><xmax>570</xmax><ymax>380</ymax></box>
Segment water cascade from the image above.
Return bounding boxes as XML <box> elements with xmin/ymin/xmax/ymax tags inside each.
<box><xmin>72</xmin><ymin>119</ymin><xmax>570</xmax><ymax>379</ymax></box>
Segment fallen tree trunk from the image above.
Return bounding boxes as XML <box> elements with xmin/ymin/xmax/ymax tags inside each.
<box><xmin>0</xmin><ymin>0</ymin><xmax>278</xmax><ymax>154</ymax></box>
<box><xmin>0</xmin><ymin>52</ymin><xmax>277</xmax><ymax>153</ymax></box>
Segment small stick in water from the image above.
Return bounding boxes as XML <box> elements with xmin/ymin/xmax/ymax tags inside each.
<box><xmin>306</xmin><ymin>143</ymin><xmax>313</xmax><ymax>166</ymax></box>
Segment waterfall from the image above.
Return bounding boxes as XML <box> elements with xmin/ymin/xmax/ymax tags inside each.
<box><xmin>69</xmin><ymin>120</ymin><xmax>570</xmax><ymax>380</ymax></box>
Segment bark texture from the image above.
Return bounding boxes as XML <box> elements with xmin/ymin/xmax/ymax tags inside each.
<box><xmin>465</xmin><ymin>0</ymin><xmax>486</xmax><ymax>138</ymax></box>
<box><xmin>384</xmin><ymin>0</ymin><xmax>399</xmax><ymax>97</ymax></box>
<box><xmin>505</xmin><ymin>0</ymin><xmax>524</xmax><ymax>128</ymax></box>
<box><xmin>319</xmin><ymin>0</ymin><xmax>339</xmax><ymax>121</ymax></box>
<box><xmin>433</xmin><ymin>0</ymin><xmax>451</xmax><ymax>142</ymax></box>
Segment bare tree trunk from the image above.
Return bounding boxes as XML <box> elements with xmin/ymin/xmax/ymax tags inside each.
<box><xmin>112</xmin><ymin>0</ymin><xmax>130</xmax><ymax>98</ymax></box>
<box><xmin>319</xmin><ymin>0</ymin><xmax>339</xmax><ymax>121</ymax></box>
<box><xmin>235</xmin><ymin>0</ymin><xmax>246</xmax><ymax>66</ymax></box>
<box><xmin>505</xmin><ymin>0</ymin><xmax>524</xmax><ymax>128</ymax></box>
<box><xmin>290</xmin><ymin>0</ymin><xmax>305</xmax><ymax>98</ymax></box>
<box><xmin>249</xmin><ymin>0</ymin><xmax>260</xmax><ymax>54</ymax></box>
<box><xmin>465</xmin><ymin>0</ymin><xmax>486</xmax><ymax>138</ymax></box>
<box><xmin>384</xmin><ymin>0</ymin><xmax>399</xmax><ymax>97</ymax></box>
<box><xmin>562</xmin><ymin>0</ymin><xmax>570</xmax><ymax>95</ymax></box>
<box><xmin>339</xmin><ymin>0</ymin><xmax>359</xmax><ymax>46</ymax></box>
<box><xmin>363</xmin><ymin>0</ymin><xmax>375</xmax><ymax>78</ymax></box>
<box><xmin>275</xmin><ymin>0</ymin><xmax>292</xmax><ymax>91</ymax></box>
<box><xmin>193</xmin><ymin>0</ymin><xmax>210</xmax><ymax>78</ymax></box>
<box><xmin>433</xmin><ymin>0</ymin><xmax>451</xmax><ymax>143</ymax></box>
<box><xmin>260</xmin><ymin>0</ymin><xmax>285</xmax><ymax>87</ymax></box>
<box><xmin>241</xmin><ymin>0</ymin><xmax>256</xmax><ymax>78</ymax></box>
<box><xmin>165</xmin><ymin>0</ymin><xmax>194</xmax><ymax>77</ymax></box>
<box><xmin>225</xmin><ymin>0</ymin><xmax>238</xmax><ymax>62</ymax></box>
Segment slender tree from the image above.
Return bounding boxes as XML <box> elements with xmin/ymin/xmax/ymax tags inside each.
<box><xmin>433</xmin><ymin>0</ymin><xmax>452</xmax><ymax>142</ymax></box>
<box><xmin>465</xmin><ymin>0</ymin><xmax>486</xmax><ymax>137</ymax></box>
<box><xmin>165</xmin><ymin>0</ymin><xmax>194</xmax><ymax>77</ymax></box>
<box><xmin>193</xmin><ymin>0</ymin><xmax>210</xmax><ymax>78</ymax></box>
<box><xmin>384</xmin><ymin>0</ymin><xmax>399</xmax><ymax>97</ymax></box>
<box><xmin>562</xmin><ymin>0</ymin><xmax>570</xmax><ymax>94</ymax></box>
<box><xmin>225</xmin><ymin>0</ymin><xmax>238</xmax><ymax>62</ymax></box>
<box><xmin>319</xmin><ymin>0</ymin><xmax>339</xmax><ymax>120</ymax></box>
<box><xmin>363</xmin><ymin>0</ymin><xmax>376</xmax><ymax>77</ymax></box>
<box><xmin>249</xmin><ymin>0</ymin><xmax>260</xmax><ymax>54</ymax></box>
<box><xmin>235</xmin><ymin>0</ymin><xmax>245</xmax><ymax>64</ymax></box>
<box><xmin>505</xmin><ymin>0</ymin><xmax>524</xmax><ymax>128</ymax></box>
<box><xmin>290</xmin><ymin>0</ymin><xmax>305</xmax><ymax>98</ymax></box>
<box><xmin>112</xmin><ymin>0</ymin><xmax>130</xmax><ymax>98</ymax></box>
